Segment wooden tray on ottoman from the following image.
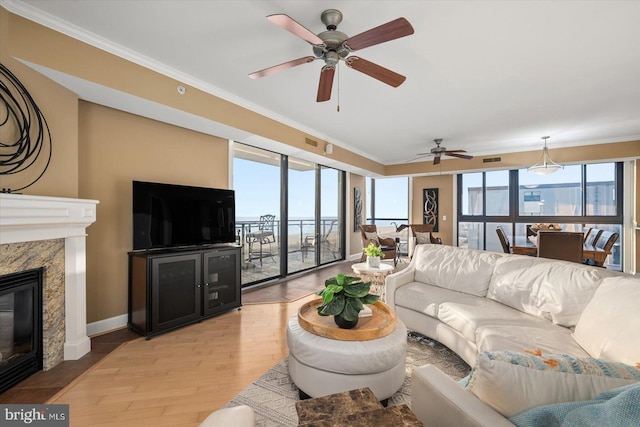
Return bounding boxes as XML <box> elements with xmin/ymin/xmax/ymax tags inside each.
<box><xmin>297</xmin><ymin>299</ymin><xmax>396</xmax><ymax>341</ymax></box>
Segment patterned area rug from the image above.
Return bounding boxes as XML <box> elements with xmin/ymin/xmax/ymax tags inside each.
<box><xmin>224</xmin><ymin>332</ymin><xmax>471</xmax><ymax>426</ymax></box>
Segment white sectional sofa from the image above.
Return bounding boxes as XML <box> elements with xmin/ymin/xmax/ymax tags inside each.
<box><xmin>386</xmin><ymin>244</ymin><xmax>640</xmax><ymax>426</ymax></box>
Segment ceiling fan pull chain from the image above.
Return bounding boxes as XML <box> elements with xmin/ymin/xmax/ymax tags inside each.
<box><xmin>336</xmin><ymin>62</ymin><xmax>341</xmax><ymax>112</ymax></box>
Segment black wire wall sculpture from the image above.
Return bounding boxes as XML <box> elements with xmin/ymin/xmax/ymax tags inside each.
<box><xmin>0</xmin><ymin>63</ymin><xmax>52</xmax><ymax>193</ymax></box>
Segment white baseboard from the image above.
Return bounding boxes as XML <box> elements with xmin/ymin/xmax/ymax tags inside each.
<box><xmin>87</xmin><ymin>314</ymin><xmax>128</xmax><ymax>337</ymax></box>
<box><xmin>348</xmin><ymin>253</ymin><xmax>363</xmax><ymax>261</ymax></box>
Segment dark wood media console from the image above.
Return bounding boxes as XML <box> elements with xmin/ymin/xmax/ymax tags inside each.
<box><xmin>128</xmin><ymin>245</ymin><xmax>241</xmax><ymax>338</ymax></box>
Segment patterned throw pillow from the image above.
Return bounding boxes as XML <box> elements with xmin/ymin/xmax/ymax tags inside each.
<box><xmin>466</xmin><ymin>350</ymin><xmax>640</xmax><ymax>417</ymax></box>
<box><xmin>415</xmin><ymin>231</ymin><xmax>431</xmax><ymax>244</ymax></box>
<box><xmin>364</xmin><ymin>231</ymin><xmax>380</xmax><ymax>246</ymax></box>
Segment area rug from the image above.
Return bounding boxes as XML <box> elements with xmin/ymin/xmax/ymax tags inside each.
<box><xmin>224</xmin><ymin>332</ymin><xmax>471</xmax><ymax>426</ymax></box>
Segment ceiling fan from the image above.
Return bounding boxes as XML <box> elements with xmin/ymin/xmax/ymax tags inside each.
<box><xmin>249</xmin><ymin>9</ymin><xmax>414</xmax><ymax>102</ymax></box>
<box><xmin>414</xmin><ymin>139</ymin><xmax>474</xmax><ymax>165</ymax></box>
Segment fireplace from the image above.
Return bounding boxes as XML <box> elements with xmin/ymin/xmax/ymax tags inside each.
<box><xmin>0</xmin><ymin>193</ymin><xmax>98</xmax><ymax>380</ymax></box>
<box><xmin>0</xmin><ymin>269</ymin><xmax>43</xmax><ymax>394</ymax></box>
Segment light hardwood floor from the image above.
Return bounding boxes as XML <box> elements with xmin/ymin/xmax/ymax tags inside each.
<box><xmin>47</xmin><ymin>262</ymin><xmax>360</xmax><ymax>426</ymax></box>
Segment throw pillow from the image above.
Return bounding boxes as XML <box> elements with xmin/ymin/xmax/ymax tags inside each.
<box><xmin>415</xmin><ymin>231</ymin><xmax>431</xmax><ymax>244</ymax></box>
<box><xmin>510</xmin><ymin>382</ymin><xmax>640</xmax><ymax>427</ymax></box>
<box><xmin>466</xmin><ymin>350</ymin><xmax>640</xmax><ymax>418</ymax></box>
<box><xmin>364</xmin><ymin>231</ymin><xmax>380</xmax><ymax>246</ymax></box>
<box><xmin>573</xmin><ymin>275</ymin><xmax>640</xmax><ymax>366</ymax></box>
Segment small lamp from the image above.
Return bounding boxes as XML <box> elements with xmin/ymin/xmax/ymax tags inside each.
<box><xmin>528</xmin><ymin>136</ymin><xmax>563</xmax><ymax>175</ymax></box>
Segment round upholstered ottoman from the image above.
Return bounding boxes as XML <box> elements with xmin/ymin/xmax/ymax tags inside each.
<box><xmin>286</xmin><ymin>315</ymin><xmax>407</xmax><ymax>401</ymax></box>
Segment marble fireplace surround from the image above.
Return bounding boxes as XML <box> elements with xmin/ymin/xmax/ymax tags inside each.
<box><xmin>0</xmin><ymin>193</ymin><xmax>98</xmax><ymax>369</ymax></box>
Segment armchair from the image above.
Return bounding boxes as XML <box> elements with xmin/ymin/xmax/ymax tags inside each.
<box><xmin>358</xmin><ymin>224</ymin><xmax>397</xmax><ymax>266</ymax></box>
<box><xmin>409</xmin><ymin>224</ymin><xmax>442</xmax><ymax>244</ymax></box>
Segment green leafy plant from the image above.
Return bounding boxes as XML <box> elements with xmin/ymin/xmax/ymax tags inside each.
<box><xmin>316</xmin><ymin>273</ymin><xmax>380</xmax><ymax>321</ymax></box>
<box><xmin>363</xmin><ymin>242</ymin><xmax>385</xmax><ymax>258</ymax></box>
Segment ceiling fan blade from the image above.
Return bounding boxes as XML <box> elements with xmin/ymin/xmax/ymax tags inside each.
<box><xmin>267</xmin><ymin>14</ymin><xmax>325</xmax><ymax>46</ymax></box>
<box><xmin>317</xmin><ymin>66</ymin><xmax>335</xmax><ymax>102</ymax></box>
<box><xmin>444</xmin><ymin>150</ymin><xmax>467</xmax><ymax>154</ymax></box>
<box><xmin>249</xmin><ymin>56</ymin><xmax>315</xmax><ymax>79</ymax></box>
<box><xmin>345</xmin><ymin>56</ymin><xmax>406</xmax><ymax>87</ymax></box>
<box><xmin>406</xmin><ymin>154</ymin><xmax>432</xmax><ymax>162</ymax></box>
<box><xmin>446</xmin><ymin>152</ymin><xmax>474</xmax><ymax>160</ymax></box>
<box><xmin>433</xmin><ymin>156</ymin><xmax>441</xmax><ymax>166</ymax></box>
<box><xmin>344</xmin><ymin>17</ymin><xmax>414</xmax><ymax>51</ymax></box>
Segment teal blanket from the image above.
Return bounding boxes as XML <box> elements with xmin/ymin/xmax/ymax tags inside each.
<box><xmin>510</xmin><ymin>383</ymin><xmax>640</xmax><ymax>427</ymax></box>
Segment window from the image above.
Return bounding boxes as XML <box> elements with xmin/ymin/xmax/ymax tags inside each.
<box><xmin>460</xmin><ymin>173</ymin><xmax>483</xmax><ymax>215</ymax></box>
<box><xmin>518</xmin><ymin>165</ymin><xmax>582</xmax><ymax>216</ymax></box>
<box><xmin>586</xmin><ymin>163</ymin><xmax>616</xmax><ymax>215</ymax></box>
<box><xmin>366</xmin><ymin>176</ymin><xmax>409</xmax><ymax>254</ymax></box>
<box><xmin>457</xmin><ymin>162</ymin><xmax>623</xmax><ymax>269</ymax></box>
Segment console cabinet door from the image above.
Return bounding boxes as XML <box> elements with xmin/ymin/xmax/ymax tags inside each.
<box><xmin>151</xmin><ymin>253</ymin><xmax>202</xmax><ymax>332</ymax></box>
<box><xmin>203</xmin><ymin>248</ymin><xmax>241</xmax><ymax>316</ymax></box>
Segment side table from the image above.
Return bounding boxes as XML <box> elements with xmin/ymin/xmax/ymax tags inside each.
<box><xmin>351</xmin><ymin>262</ymin><xmax>394</xmax><ymax>301</ymax></box>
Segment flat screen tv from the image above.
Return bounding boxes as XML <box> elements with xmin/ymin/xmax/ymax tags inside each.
<box><xmin>132</xmin><ymin>180</ymin><xmax>236</xmax><ymax>250</ymax></box>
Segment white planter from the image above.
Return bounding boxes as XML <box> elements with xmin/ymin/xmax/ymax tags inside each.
<box><xmin>367</xmin><ymin>256</ymin><xmax>381</xmax><ymax>268</ymax></box>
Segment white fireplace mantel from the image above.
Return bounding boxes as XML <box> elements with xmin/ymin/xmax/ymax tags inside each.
<box><xmin>0</xmin><ymin>193</ymin><xmax>99</xmax><ymax>360</ymax></box>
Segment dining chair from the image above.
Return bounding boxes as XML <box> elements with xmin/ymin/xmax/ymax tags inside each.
<box><xmin>495</xmin><ymin>226</ymin><xmax>511</xmax><ymax>254</ymax></box>
<box><xmin>589</xmin><ymin>230</ymin><xmax>619</xmax><ymax>267</ymax></box>
<box><xmin>537</xmin><ymin>231</ymin><xmax>584</xmax><ymax>263</ymax></box>
<box><xmin>584</xmin><ymin>228</ymin><xmax>603</xmax><ymax>246</ymax></box>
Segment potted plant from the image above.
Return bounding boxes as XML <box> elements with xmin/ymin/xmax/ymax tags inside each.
<box><xmin>316</xmin><ymin>273</ymin><xmax>380</xmax><ymax>329</ymax></box>
<box><xmin>363</xmin><ymin>242</ymin><xmax>384</xmax><ymax>268</ymax></box>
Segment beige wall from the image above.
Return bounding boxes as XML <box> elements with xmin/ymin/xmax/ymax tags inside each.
<box><xmin>79</xmin><ymin>102</ymin><xmax>229</xmax><ymax>322</ymax></box>
<box><xmin>0</xmin><ymin>9</ymin><xmax>79</xmax><ymax>197</ymax></box>
<box><xmin>411</xmin><ymin>175</ymin><xmax>455</xmax><ymax>246</ymax></box>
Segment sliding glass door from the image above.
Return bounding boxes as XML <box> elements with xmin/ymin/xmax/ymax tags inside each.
<box><xmin>288</xmin><ymin>157</ymin><xmax>318</xmax><ymax>274</ymax></box>
<box><xmin>233</xmin><ymin>144</ymin><xmax>281</xmax><ymax>285</ymax></box>
<box><xmin>234</xmin><ymin>143</ymin><xmax>345</xmax><ymax>284</ymax></box>
<box><xmin>320</xmin><ymin>166</ymin><xmax>342</xmax><ymax>264</ymax></box>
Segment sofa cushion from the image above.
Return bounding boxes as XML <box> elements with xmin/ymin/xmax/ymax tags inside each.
<box><xmin>437</xmin><ymin>299</ymin><xmax>552</xmax><ymax>342</ymax></box>
<box><xmin>573</xmin><ymin>275</ymin><xmax>640</xmax><ymax>365</ymax></box>
<box><xmin>487</xmin><ymin>256</ymin><xmax>608</xmax><ymax>327</ymax></box>
<box><xmin>413</xmin><ymin>244</ymin><xmax>503</xmax><ymax>297</ymax></box>
<box><xmin>393</xmin><ymin>282</ymin><xmax>483</xmax><ymax>318</ymax></box>
<box><xmin>476</xmin><ymin>325</ymin><xmax>591</xmax><ymax>358</ymax></box>
<box><xmin>466</xmin><ymin>350</ymin><xmax>640</xmax><ymax>418</ymax></box>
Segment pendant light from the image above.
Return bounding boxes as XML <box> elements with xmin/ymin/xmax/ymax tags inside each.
<box><xmin>528</xmin><ymin>136</ymin><xmax>563</xmax><ymax>175</ymax></box>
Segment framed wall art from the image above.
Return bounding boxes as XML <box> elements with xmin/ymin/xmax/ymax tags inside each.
<box><xmin>354</xmin><ymin>187</ymin><xmax>362</xmax><ymax>232</ymax></box>
<box><xmin>423</xmin><ymin>188</ymin><xmax>439</xmax><ymax>232</ymax></box>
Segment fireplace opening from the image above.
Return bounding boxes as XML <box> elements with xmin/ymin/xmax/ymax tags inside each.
<box><xmin>0</xmin><ymin>268</ymin><xmax>43</xmax><ymax>394</ymax></box>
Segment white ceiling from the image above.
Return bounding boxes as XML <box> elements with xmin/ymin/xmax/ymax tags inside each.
<box><xmin>8</xmin><ymin>0</ymin><xmax>640</xmax><ymax>165</ymax></box>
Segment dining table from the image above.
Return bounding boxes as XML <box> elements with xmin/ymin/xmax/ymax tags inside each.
<box><xmin>510</xmin><ymin>236</ymin><xmax>611</xmax><ymax>265</ymax></box>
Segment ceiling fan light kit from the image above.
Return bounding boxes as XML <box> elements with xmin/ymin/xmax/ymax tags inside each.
<box><xmin>528</xmin><ymin>136</ymin><xmax>563</xmax><ymax>175</ymax></box>
<box><xmin>249</xmin><ymin>9</ymin><xmax>414</xmax><ymax>102</ymax></box>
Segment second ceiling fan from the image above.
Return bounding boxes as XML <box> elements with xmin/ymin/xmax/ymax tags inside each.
<box><xmin>415</xmin><ymin>139</ymin><xmax>474</xmax><ymax>165</ymax></box>
<box><xmin>249</xmin><ymin>9</ymin><xmax>414</xmax><ymax>102</ymax></box>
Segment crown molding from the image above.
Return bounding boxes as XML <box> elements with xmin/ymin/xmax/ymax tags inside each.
<box><xmin>1</xmin><ymin>0</ymin><xmax>384</xmax><ymax>166</ymax></box>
